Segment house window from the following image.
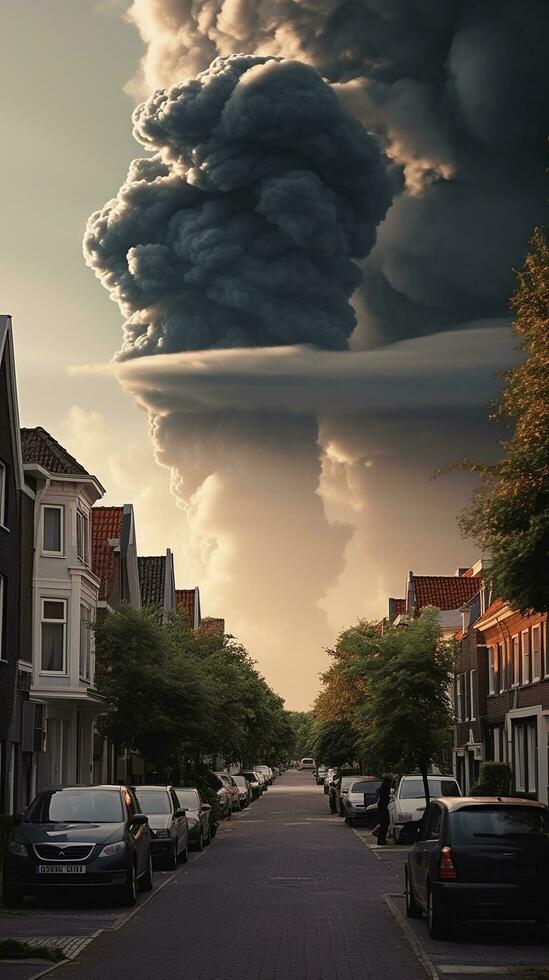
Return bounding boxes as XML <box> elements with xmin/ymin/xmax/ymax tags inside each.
<box><xmin>469</xmin><ymin>669</ymin><xmax>476</xmax><ymax>721</ymax></box>
<box><xmin>0</xmin><ymin>577</ymin><xmax>5</xmax><ymax>661</ymax></box>
<box><xmin>511</xmin><ymin>635</ymin><xmax>520</xmax><ymax>686</ymax></box>
<box><xmin>0</xmin><ymin>460</ymin><xmax>6</xmax><ymax>527</ymax></box>
<box><xmin>513</xmin><ymin>719</ymin><xmax>537</xmax><ymax>796</ymax></box>
<box><xmin>521</xmin><ymin>630</ymin><xmax>531</xmax><ymax>684</ymax></box>
<box><xmin>43</xmin><ymin>506</ymin><xmax>63</xmax><ymax>555</ymax></box>
<box><xmin>498</xmin><ymin>642</ymin><xmax>506</xmax><ymax>692</ymax></box>
<box><xmin>76</xmin><ymin>510</ymin><xmax>89</xmax><ymax>565</ymax></box>
<box><xmin>79</xmin><ymin>604</ymin><xmax>92</xmax><ymax>680</ymax></box>
<box><xmin>41</xmin><ymin>599</ymin><xmax>66</xmax><ymax>672</ymax></box>
<box><xmin>488</xmin><ymin>647</ymin><xmax>497</xmax><ymax>695</ymax></box>
<box><xmin>456</xmin><ymin>674</ymin><xmax>463</xmax><ymax>722</ymax></box>
<box><xmin>464</xmin><ymin>671</ymin><xmax>471</xmax><ymax>721</ymax></box>
<box><xmin>532</xmin><ymin>625</ymin><xmax>542</xmax><ymax>682</ymax></box>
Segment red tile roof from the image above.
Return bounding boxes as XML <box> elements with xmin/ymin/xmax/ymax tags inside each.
<box><xmin>92</xmin><ymin>507</ymin><xmax>123</xmax><ymax>601</ymax></box>
<box><xmin>197</xmin><ymin>617</ymin><xmax>225</xmax><ymax>637</ymax></box>
<box><xmin>412</xmin><ymin>574</ymin><xmax>481</xmax><ymax>612</ymax></box>
<box><xmin>391</xmin><ymin>598</ymin><xmax>406</xmax><ymax>616</ymax></box>
<box><xmin>176</xmin><ymin>589</ymin><xmax>195</xmax><ymax>626</ymax></box>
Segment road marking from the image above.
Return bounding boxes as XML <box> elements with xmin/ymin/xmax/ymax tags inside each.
<box><xmin>438</xmin><ymin>968</ymin><xmax>549</xmax><ymax>975</ymax></box>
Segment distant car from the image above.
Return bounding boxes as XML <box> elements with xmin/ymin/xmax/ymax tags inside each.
<box><xmin>299</xmin><ymin>758</ymin><xmax>315</xmax><ymax>771</ymax></box>
<box><xmin>239</xmin><ymin>771</ymin><xmax>263</xmax><ymax>800</ymax></box>
<box><xmin>344</xmin><ymin>777</ymin><xmax>383</xmax><ymax>826</ymax></box>
<box><xmin>173</xmin><ymin>787</ymin><xmax>212</xmax><ymax>850</ymax></box>
<box><xmin>2</xmin><ymin>785</ymin><xmax>152</xmax><ymax>908</ymax></box>
<box><xmin>134</xmin><ymin>786</ymin><xmax>188</xmax><ymax>869</ymax></box>
<box><xmin>232</xmin><ymin>775</ymin><xmax>252</xmax><ymax>808</ymax></box>
<box><xmin>256</xmin><ymin>771</ymin><xmax>268</xmax><ymax>792</ymax></box>
<box><xmin>405</xmin><ymin>797</ymin><xmax>549</xmax><ymax>939</ymax></box>
<box><xmin>336</xmin><ymin>775</ymin><xmax>361</xmax><ymax>816</ymax></box>
<box><xmin>205</xmin><ymin>771</ymin><xmax>231</xmax><ymax>819</ymax></box>
<box><xmin>255</xmin><ymin>765</ymin><xmax>274</xmax><ymax>784</ymax></box>
<box><xmin>215</xmin><ymin>773</ymin><xmax>241</xmax><ymax>812</ymax></box>
<box><xmin>316</xmin><ymin>766</ymin><xmax>328</xmax><ymax>785</ymax></box>
<box><xmin>389</xmin><ymin>775</ymin><xmax>462</xmax><ymax>843</ymax></box>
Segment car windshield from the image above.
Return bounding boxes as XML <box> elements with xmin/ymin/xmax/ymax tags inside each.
<box><xmin>135</xmin><ymin>790</ymin><xmax>171</xmax><ymax>815</ymax></box>
<box><xmin>452</xmin><ymin>805</ymin><xmax>549</xmax><ymax>843</ymax></box>
<box><xmin>340</xmin><ymin>777</ymin><xmax>356</xmax><ymax>790</ymax></box>
<box><xmin>233</xmin><ymin>777</ymin><xmax>247</xmax><ymax>787</ymax></box>
<box><xmin>351</xmin><ymin>780</ymin><xmax>382</xmax><ymax>795</ymax></box>
<box><xmin>400</xmin><ymin>778</ymin><xmax>460</xmax><ymax>800</ymax></box>
<box><xmin>27</xmin><ymin>789</ymin><xmax>123</xmax><ymax>823</ymax></box>
<box><xmin>174</xmin><ymin>789</ymin><xmax>199</xmax><ymax>810</ymax></box>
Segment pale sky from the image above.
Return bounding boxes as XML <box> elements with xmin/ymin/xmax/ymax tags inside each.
<box><xmin>2</xmin><ymin>2</ymin><xmax>540</xmax><ymax>709</ymax></box>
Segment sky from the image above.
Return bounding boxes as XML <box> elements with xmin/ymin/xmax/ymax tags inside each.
<box><xmin>2</xmin><ymin>1</ymin><xmax>547</xmax><ymax>709</ymax></box>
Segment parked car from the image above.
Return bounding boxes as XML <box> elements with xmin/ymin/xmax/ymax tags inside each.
<box><xmin>173</xmin><ymin>787</ymin><xmax>212</xmax><ymax>850</ymax></box>
<box><xmin>215</xmin><ymin>772</ymin><xmax>241</xmax><ymax>812</ymax></box>
<box><xmin>315</xmin><ymin>765</ymin><xmax>328</xmax><ymax>785</ymax></box>
<box><xmin>256</xmin><ymin>771</ymin><xmax>268</xmax><ymax>792</ymax></box>
<box><xmin>343</xmin><ymin>777</ymin><xmax>382</xmax><ymax>826</ymax></box>
<box><xmin>2</xmin><ymin>785</ymin><xmax>152</xmax><ymax>908</ymax></box>
<box><xmin>405</xmin><ymin>797</ymin><xmax>549</xmax><ymax>939</ymax></box>
<box><xmin>239</xmin><ymin>771</ymin><xmax>263</xmax><ymax>800</ymax></box>
<box><xmin>390</xmin><ymin>775</ymin><xmax>461</xmax><ymax>843</ymax></box>
<box><xmin>299</xmin><ymin>758</ymin><xmax>315</xmax><ymax>771</ymax></box>
<box><xmin>134</xmin><ymin>786</ymin><xmax>188</xmax><ymax>869</ymax></box>
<box><xmin>232</xmin><ymin>775</ymin><xmax>252</xmax><ymax>808</ymax></box>
<box><xmin>336</xmin><ymin>774</ymin><xmax>362</xmax><ymax>816</ymax></box>
<box><xmin>325</xmin><ymin>768</ymin><xmax>338</xmax><ymax>796</ymax></box>
<box><xmin>205</xmin><ymin>770</ymin><xmax>232</xmax><ymax>819</ymax></box>
<box><xmin>255</xmin><ymin>765</ymin><xmax>274</xmax><ymax>784</ymax></box>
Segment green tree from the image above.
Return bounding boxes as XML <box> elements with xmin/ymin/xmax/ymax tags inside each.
<box><xmin>312</xmin><ymin>719</ymin><xmax>358</xmax><ymax>768</ymax></box>
<box><xmin>349</xmin><ymin>608</ymin><xmax>454</xmax><ymax>805</ymax></box>
<box><xmin>286</xmin><ymin>711</ymin><xmax>315</xmax><ymax>760</ymax></box>
<box><xmin>459</xmin><ymin>227</ymin><xmax>549</xmax><ymax>611</ymax></box>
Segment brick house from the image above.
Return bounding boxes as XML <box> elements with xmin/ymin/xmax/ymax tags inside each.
<box><xmin>92</xmin><ymin>505</ymin><xmax>141</xmax><ymax>612</ymax></box>
<box><xmin>389</xmin><ymin>567</ymin><xmax>482</xmax><ymax>637</ymax></box>
<box><xmin>138</xmin><ymin>551</ymin><xmax>176</xmax><ymax>621</ymax></box>
<box><xmin>473</xmin><ymin>599</ymin><xmax>549</xmax><ymax>803</ymax></box>
<box><xmin>175</xmin><ymin>588</ymin><xmax>201</xmax><ymax>630</ymax></box>
<box><xmin>453</xmin><ymin>579</ymin><xmax>493</xmax><ymax>794</ymax></box>
<box><xmin>0</xmin><ymin>316</ymin><xmax>34</xmax><ymax>813</ymax></box>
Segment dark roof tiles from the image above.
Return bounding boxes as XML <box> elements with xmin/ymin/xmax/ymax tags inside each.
<box><xmin>20</xmin><ymin>426</ymin><xmax>89</xmax><ymax>475</ymax></box>
<box><xmin>138</xmin><ymin>555</ymin><xmax>166</xmax><ymax>606</ymax></box>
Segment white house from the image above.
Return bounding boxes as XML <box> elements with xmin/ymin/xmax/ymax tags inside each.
<box><xmin>20</xmin><ymin>427</ymin><xmax>109</xmax><ymax>793</ymax></box>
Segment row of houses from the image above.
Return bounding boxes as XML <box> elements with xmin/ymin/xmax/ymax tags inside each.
<box><xmin>388</xmin><ymin>564</ymin><xmax>549</xmax><ymax>804</ymax></box>
<box><xmin>0</xmin><ymin>315</ymin><xmax>220</xmax><ymax>815</ymax></box>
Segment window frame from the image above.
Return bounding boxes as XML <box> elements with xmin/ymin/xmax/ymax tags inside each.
<box><xmin>76</xmin><ymin>509</ymin><xmax>89</xmax><ymax>565</ymax></box>
<box><xmin>42</xmin><ymin>505</ymin><xmax>64</xmax><ymax>557</ymax></box>
<box><xmin>469</xmin><ymin>669</ymin><xmax>476</xmax><ymax>721</ymax></box>
<box><xmin>0</xmin><ymin>577</ymin><xmax>5</xmax><ymax>662</ymax></box>
<box><xmin>488</xmin><ymin>646</ymin><xmax>497</xmax><ymax>696</ymax></box>
<box><xmin>79</xmin><ymin>603</ymin><xmax>92</xmax><ymax>681</ymax></box>
<box><xmin>531</xmin><ymin>625</ymin><xmax>542</xmax><ymax>683</ymax></box>
<box><xmin>0</xmin><ymin>460</ymin><xmax>6</xmax><ymax>528</ymax></box>
<box><xmin>40</xmin><ymin>597</ymin><xmax>67</xmax><ymax>674</ymax></box>
<box><xmin>511</xmin><ymin>634</ymin><xmax>520</xmax><ymax>687</ymax></box>
<box><xmin>498</xmin><ymin>642</ymin><xmax>506</xmax><ymax>693</ymax></box>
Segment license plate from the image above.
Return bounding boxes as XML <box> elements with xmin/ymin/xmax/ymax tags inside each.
<box><xmin>400</xmin><ymin>814</ymin><xmax>413</xmax><ymax>822</ymax></box>
<box><xmin>37</xmin><ymin>865</ymin><xmax>86</xmax><ymax>874</ymax></box>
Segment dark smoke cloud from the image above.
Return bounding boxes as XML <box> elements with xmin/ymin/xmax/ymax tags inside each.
<box><xmin>125</xmin><ymin>0</ymin><xmax>549</xmax><ymax>347</ymax></box>
<box><xmin>84</xmin><ymin>55</ymin><xmax>391</xmax><ymax>357</ymax></box>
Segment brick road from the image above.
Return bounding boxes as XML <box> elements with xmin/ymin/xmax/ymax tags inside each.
<box><xmin>47</xmin><ymin>770</ymin><xmax>423</xmax><ymax>980</ymax></box>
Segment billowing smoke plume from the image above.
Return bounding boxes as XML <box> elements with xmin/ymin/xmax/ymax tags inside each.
<box><xmin>125</xmin><ymin>0</ymin><xmax>549</xmax><ymax>346</ymax></box>
<box><xmin>84</xmin><ymin>55</ymin><xmax>391</xmax><ymax>357</ymax></box>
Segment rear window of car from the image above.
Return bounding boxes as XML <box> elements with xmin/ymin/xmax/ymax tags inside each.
<box><xmin>340</xmin><ymin>777</ymin><xmax>356</xmax><ymax>790</ymax></box>
<box><xmin>135</xmin><ymin>790</ymin><xmax>171</xmax><ymax>815</ymax></box>
<box><xmin>399</xmin><ymin>778</ymin><xmax>460</xmax><ymax>799</ymax></box>
<box><xmin>351</xmin><ymin>780</ymin><xmax>382</xmax><ymax>795</ymax></box>
<box><xmin>28</xmin><ymin>789</ymin><xmax>124</xmax><ymax>823</ymax></box>
<box><xmin>174</xmin><ymin>789</ymin><xmax>199</xmax><ymax>810</ymax></box>
<box><xmin>451</xmin><ymin>805</ymin><xmax>549</xmax><ymax>843</ymax></box>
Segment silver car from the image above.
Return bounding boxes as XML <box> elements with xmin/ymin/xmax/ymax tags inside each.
<box><xmin>343</xmin><ymin>777</ymin><xmax>382</xmax><ymax>826</ymax></box>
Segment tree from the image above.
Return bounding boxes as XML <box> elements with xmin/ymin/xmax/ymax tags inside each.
<box><xmin>350</xmin><ymin>608</ymin><xmax>454</xmax><ymax>805</ymax></box>
<box><xmin>458</xmin><ymin>227</ymin><xmax>549</xmax><ymax>611</ymax></box>
<box><xmin>312</xmin><ymin>719</ymin><xmax>358</xmax><ymax>768</ymax></box>
<box><xmin>286</xmin><ymin>711</ymin><xmax>315</xmax><ymax>760</ymax></box>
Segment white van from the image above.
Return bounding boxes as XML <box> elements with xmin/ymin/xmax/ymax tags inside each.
<box><xmin>299</xmin><ymin>757</ymin><xmax>315</xmax><ymax>770</ymax></box>
<box><xmin>389</xmin><ymin>774</ymin><xmax>461</xmax><ymax>843</ymax></box>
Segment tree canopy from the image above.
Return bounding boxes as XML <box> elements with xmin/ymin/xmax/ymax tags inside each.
<box><xmin>459</xmin><ymin>227</ymin><xmax>549</xmax><ymax>611</ymax></box>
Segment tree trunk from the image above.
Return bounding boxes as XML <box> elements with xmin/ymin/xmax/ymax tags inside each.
<box><xmin>420</xmin><ymin>765</ymin><xmax>430</xmax><ymax>808</ymax></box>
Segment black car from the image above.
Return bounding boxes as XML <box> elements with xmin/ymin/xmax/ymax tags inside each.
<box><xmin>134</xmin><ymin>786</ymin><xmax>188</xmax><ymax>869</ymax></box>
<box><xmin>173</xmin><ymin>787</ymin><xmax>212</xmax><ymax>850</ymax></box>
<box><xmin>2</xmin><ymin>785</ymin><xmax>152</xmax><ymax>908</ymax></box>
<box><xmin>405</xmin><ymin>797</ymin><xmax>549</xmax><ymax>939</ymax></box>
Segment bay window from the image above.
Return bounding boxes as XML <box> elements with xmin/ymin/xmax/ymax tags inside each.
<box><xmin>76</xmin><ymin>510</ymin><xmax>89</xmax><ymax>565</ymax></box>
<box><xmin>41</xmin><ymin>599</ymin><xmax>66</xmax><ymax>672</ymax></box>
<box><xmin>79</xmin><ymin>604</ymin><xmax>92</xmax><ymax>680</ymax></box>
<box><xmin>43</xmin><ymin>505</ymin><xmax>63</xmax><ymax>555</ymax></box>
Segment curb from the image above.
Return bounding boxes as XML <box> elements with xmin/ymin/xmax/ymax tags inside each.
<box><xmin>383</xmin><ymin>894</ymin><xmax>439</xmax><ymax>980</ymax></box>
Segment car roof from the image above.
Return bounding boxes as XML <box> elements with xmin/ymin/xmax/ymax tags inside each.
<box><xmin>350</xmin><ymin>775</ymin><xmax>380</xmax><ymax>783</ymax></box>
<box><xmin>433</xmin><ymin>796</ymin><xmax>549</xmax><ymax>811</ymax></box>
<box><xmin>40</xmin><ymin>784</ymin><xmax>126</xmax><ymax>792</ymax></box>
<box><xmin>136</xmin><ymin>785</ymin><xmax>172</xmax><ymax>791</ymax></box>
<box><xmin>400</xmin><ymin>774</ymin><xmax>458</xmax><ymax>780</ymax></box>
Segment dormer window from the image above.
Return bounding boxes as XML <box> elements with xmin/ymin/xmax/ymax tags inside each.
<box><xmin>77</xmin><ymin>510</ymin><xmax>89</xmax><ymax>565</ymax></box>
<box><xmin>42</xmin><ymin>505</ymin><xmax>63</xmax><ymax>556</ymax></box>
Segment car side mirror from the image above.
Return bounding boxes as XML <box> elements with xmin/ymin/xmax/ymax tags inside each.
<box><xmin>174</xmin><ymin>808</ymin><xmax>186</xmax><ymax>818</ymax></box>
<box><xmin>132</xmin><ymin>814</ymin><xmax>148</xmax><ymax>826</ymax></box>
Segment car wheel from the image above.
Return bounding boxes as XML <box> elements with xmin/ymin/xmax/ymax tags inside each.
<box><xmin>392</xmin><ymin>826</ymin><xmax>401</xmax><ymax>844</ymax></box>
<box><xmin>196</xmin><ymin>830</ymin><xmax>204</xmax><ymax>851</ymax></box>
<box><xmin>405</xmin><ymin>869</ymin><xmax>422</xmax><ymax>918</ymax></box>
<box><xmin>181</xmin><ymin>843</ymin><xmax>188</xmax><ymax>864</ymax></box>
<box><xmin>120</xmin><ymin>861</ymin><xmax>138</xmax><ymax>907</ymax></box>
<box><xmin>427</xmin><ymin>888</ymin><xmax>450</xmax><ymax>939</ymax></box>
<box><xmin>2</xmin><ymin>878</ymin><xmax>23</xmax><ymax>908</ymax></box>
<box><xmin>139</xmin><ymin>852</ymin><xmax>153</xmax><ymax>892</ymax></box>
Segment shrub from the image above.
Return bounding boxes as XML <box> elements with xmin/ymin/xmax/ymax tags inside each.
<box><xmin>471</xmin><ymin>761</ymin><xmax>512</xmax><ymax>796</ymax></box>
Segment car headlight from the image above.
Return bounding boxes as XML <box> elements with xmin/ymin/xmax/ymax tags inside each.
<box><xmin>8</xmin><ymin>841</ymin><xmax>27</xmax><ymax>857</ymax></box>
<box><xmin>153</xmin><ymin>829</ymin><xmax>171</xmax><ymax>839</ymax></box>
<box><xmin>98</xmin><ymin>841</ymin><xmax>126</xmax><ymax>859</ymax></box>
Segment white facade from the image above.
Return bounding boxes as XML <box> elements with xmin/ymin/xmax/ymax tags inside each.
<box><xmin>24</xmin><ymin>462</ymin><xmax>108</xmax><ymax>793</ymax></box>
